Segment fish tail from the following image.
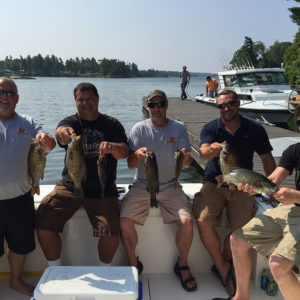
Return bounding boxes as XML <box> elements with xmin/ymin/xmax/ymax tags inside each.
<box><xmin>150</xmin><ymin>193</ymin><xmax>158</xmax><ymax>208</ymax></box>
<box><xmin>31</xmin><ymin>185</ymin><xmax>40</xmax><ymax>196</ymax></box>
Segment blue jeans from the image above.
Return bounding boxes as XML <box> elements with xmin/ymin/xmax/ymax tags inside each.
<box><xmin>181</xmin><ymin>82</ymin><xmax>187</xmax><ymax>99</ymax></box>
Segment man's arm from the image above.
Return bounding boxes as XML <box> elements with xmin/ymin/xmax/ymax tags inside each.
<box><xmin>199</xmin><ymin>142</ymin><xmax>222</xmax><ymax>161</ymax></box>
<box><xmin>260</xmin><ymin>152</ymin><xmax>276</xmax><ymax>176</ymax></box>
<box><xmin>127</xmin><ymin>147</ymin><xmax>147</xmax><ymax>169</ymax></box>
<box><xmin>100</xmin><ymin>142</ymin><xmax>129</xmax><ymax>160</ymax></box>
<box><xmin>55</xmin><ymin>126</ymin><xmax>75</xmax><ymax>145</ymax></box>
<box><xmin>36</xmin><ymin>132</ymin><xmax>56</xmax><ymax>153</ymax></box>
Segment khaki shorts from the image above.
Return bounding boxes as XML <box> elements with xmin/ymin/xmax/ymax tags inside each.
<box><xmin>120</xmin><ymin>185</ymin><xmax>192</xmax><ymax>225</ymax></box>
<box><xmin>234</xmin><ymin>203</ymin><xmax>300</xmax><ymax>274</ymax></box>
<box><xmin>36</xmin><ymin>182</ymin><xmax>120</xmax><ymax>237</ymax></box>
<box><xmin>193</xmin><ymin>181</ymin><xmax>257</xmax><ymax>231</ymax></box>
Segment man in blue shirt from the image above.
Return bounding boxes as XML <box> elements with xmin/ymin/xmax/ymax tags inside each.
<box><xmin>193</xmin><ymin>89</ymin><xmax>276</xmax><ymax>296</ymax></box>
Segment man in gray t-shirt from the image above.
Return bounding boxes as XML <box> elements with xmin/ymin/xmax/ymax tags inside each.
<box><xmin>0</xmin><ymin>77</ymin><xmax>56</xmax><ymax>297</ymax></box>
<box><xmin>120</xmin><ymin>89</ymin><xmax>197</xmax><ymax>292</ymax></box>
<box><xmin>180</xmin><ymin>65</ymin><xmax>190</xmax><ymax>100</ymax></box>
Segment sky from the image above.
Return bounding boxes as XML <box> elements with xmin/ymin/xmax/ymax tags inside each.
<box><xmin>0</xmin><ymin>0</ymin><xmax>299</xmax><ymax>73</ymax></box>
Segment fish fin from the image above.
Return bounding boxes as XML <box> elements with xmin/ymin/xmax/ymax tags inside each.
<box><xmin>216</xmin><ymin>175</ymin><xmax>223</xmax><ymax>189</ymax></box>
<box><xmin>229</xmin><ymin>184</ymin><xmax>236</xmax><ymax>190</ymax></box>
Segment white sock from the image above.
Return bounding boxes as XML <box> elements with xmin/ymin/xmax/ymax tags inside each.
<box><xmin>47</xmin><ymin>258</ymin><xmax>62</xmax><ymax>266</ymax></box>
<box><xmin>99</xmin><ymin>259</ymin><xmax>111</xmax><ymax>266</ymax></box>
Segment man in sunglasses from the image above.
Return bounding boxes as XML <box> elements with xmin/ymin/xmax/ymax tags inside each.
<box><xmin>193</xmin><ymin>89</ymin><xmax>276</xmax><ymax>296</ymax></box>
<box><xmin>212</xmin><ymin>106</ymin><xmax>300</xmax><ymax>300</ymax></box>
<box><xmin>120</xmin><ymin>89</ymin><xmax>197</xmax><ymax>292</ymax></box>
<box><xmin>0</xmin><ymin>77</ymin><xmax>56</xmax><ymax>296</ymax></box>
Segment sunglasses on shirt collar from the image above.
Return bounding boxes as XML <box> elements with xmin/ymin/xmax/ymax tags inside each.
<box><xmin>147</xmin><ymin>101</ymin><xmax>167</xmax><ymax>109</ymax></box>
<box><xmin>216</xmin><ymin>100</ymin><xmax>238</xmax><ymax>110</ymax></box>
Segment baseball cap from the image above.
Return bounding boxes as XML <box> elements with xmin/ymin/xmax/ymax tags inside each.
<box><xmin>147</xmin><ymin>89</ymin><xmax>168</xmax><ymax>102</ymax></box>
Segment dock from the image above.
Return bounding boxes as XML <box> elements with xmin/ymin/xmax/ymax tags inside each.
<box><xmin>142</xmin><ymin>97</ymin><xmax>300</xmax><ymax>189</ymax></box>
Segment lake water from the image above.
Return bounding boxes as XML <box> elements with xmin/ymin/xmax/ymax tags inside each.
<box><xmin>15</xmin><ymin>76</ymin><xmax>207</xmax><ymax>185</ymax></box>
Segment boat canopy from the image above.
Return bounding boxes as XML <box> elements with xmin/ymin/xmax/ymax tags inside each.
<box><xmin>219</xmin><ymin>69</ymin><xmax>289</xmax><ymax>88</ymax></box>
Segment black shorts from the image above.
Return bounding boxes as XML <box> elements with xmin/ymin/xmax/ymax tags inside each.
<box><xmin>0</xmin><ymin>191</ymin><xmax>36</xmax><ymax>256</ymax></box>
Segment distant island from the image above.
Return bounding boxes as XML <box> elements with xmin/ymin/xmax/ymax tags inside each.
<box><xmin>0</xmin><ymin>54</ymin><xmax>214</xmax><ymax>78</ymax></box>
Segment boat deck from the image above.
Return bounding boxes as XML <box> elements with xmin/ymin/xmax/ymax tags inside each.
<box><xmin>0</xmin><ymin>273</ymin><xmax>284</xmax><ymax>300</ymax></box>
<box><xmin>0</xmin><ymin>184</ymin><xmax>285</xmax><ymax>300</ymax></box>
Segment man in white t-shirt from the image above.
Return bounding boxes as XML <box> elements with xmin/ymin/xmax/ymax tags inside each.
<box><xmin>120</xmin><ymin>89</ymin><xmax>197</xmax><ymax>292</ymax></box>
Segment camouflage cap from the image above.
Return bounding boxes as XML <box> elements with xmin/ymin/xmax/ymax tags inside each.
<box><xmin>147</xmin><ymin>89</ymin><xmax>168</xmax><ymax>102</ymax></box>
<box><xmin>295</xmin><ymin>104</ymin><xmax>300</xmax><ymax>117</ymax></box>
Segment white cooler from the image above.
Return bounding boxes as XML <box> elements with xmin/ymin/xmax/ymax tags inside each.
<box><xmin>33</xmin><ymin>266</ymin><xmax>138</xmax><ymax>300</ymax></box>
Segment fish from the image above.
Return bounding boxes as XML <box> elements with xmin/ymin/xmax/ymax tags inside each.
<box><xmin>174</xmin><ymin>149</ymin><xmax>185</xmax><ymax>188</ymax></box>
<box><xmin>144</xmin><ymin>151</ymin><xmax>159</xmax><ymax>208</ymax></box>
<box><xmin>219</xmin><ymin>142</ymin><xmax>239</xmax><ymax>175</ymax></box>
<box><xmin>216</xmin><ymin>168</ymin><xmax>278</xmax><ymax>195</ymax></box>
<box><xmin>97</xmin><ymin>154</ymin><xmax>107</xmax><ymax>198</ymax></box>
<box><xmin>27</xmin><ymin>138</ymin><xmax>46</xmax><ymax>195</ymax></box>
<box><xmin>66</xmin><ymin>135</ymin><xmax>86</xmax><ymax>200</ymax></box>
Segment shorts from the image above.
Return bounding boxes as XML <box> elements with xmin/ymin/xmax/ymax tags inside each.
<box><xmin>35</xmin><ymin>182</ymin><xmax>120</xmax><ymax>237</ymax></box>
<box><xmin>120</xmin><ymin>185</ymin><xmax>192</xmax><ymax>225</ymax></box>
<box><xmin>0</xmin><ymin>191</ymin><xmax>35</xmax><ymax>256</ymax></box>
<box><xmin>234</xmin><ymin>203</ymin><xmax>300</xmax><ymax>273</ymax></box>
<box><xmin>193</xmin><ymin>181</ymin><xmax>257</xmax><ymax>231</ymax></box>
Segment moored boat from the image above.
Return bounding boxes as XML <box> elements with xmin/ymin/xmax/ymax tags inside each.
<box><xmin>195</xmin><ymin>67</ymin><xmax>299</xmax><ymax>125</ymax></box>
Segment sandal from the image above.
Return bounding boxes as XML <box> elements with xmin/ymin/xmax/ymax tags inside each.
<box><xmin>136</xmin><ymin>256</ymin><xmax>143</xmax><ymax>275</ymax></box>
<box><xmin>174</xmin><ymin>257</ymin><xmax>197</xmax><ymax>292</ymax></box>
<box><xmin>211</xmin><ymin>264</ymin><xmax>236</xmax><ymax>296</ymax></box>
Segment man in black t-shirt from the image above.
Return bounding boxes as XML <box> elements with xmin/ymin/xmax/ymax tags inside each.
<box><xmin>213</xmin><ymin>107</ymin><xmax>300</xmax><ymax>300</ymax></box>
<box><xmin>36</xmin><ymin>82</ymin><xmax>129</xmax><ymax>267</ymax></box>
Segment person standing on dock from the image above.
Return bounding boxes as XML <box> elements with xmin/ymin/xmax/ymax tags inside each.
<box><xmin>36</xmin><ymin>82</ymin><xmax>129</xmax><ymax>268</ymax></box>
<box><xmin>193</xmin><ymin>89</ymin><xmax>276</xmax><ymax>296</ymax></box>
<box><xmin>120</xmin><ymin>89</ymin><xmax>197</xmax><ymax>292</ymax></box>
<box><xmin>0</xmin><ymin>77</ymin><xmax>56</xmax><ymax>296</ymax></box>
<box><xmin>212</xmin><ymin>107</ymin><xmax>300</xmax><ymax>300</ymax></box>
<box><xmin>180</xmin><ymin>65</ymin><xmax>190</xmax><ymax>100</ymax></box>
<box><xmin>205</xmin><ymin>76</ymin><xmax>219</xmax><ymax>98</ymax></box>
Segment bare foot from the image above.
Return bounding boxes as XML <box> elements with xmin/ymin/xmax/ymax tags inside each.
<box><xmin>9</xmin><ymin>277</ymin><xmax>35</xmax><ymax>296</ymax></box>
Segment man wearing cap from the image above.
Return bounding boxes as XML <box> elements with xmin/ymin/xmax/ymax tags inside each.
<box><xmin>212</xmin><ymin>106</ymin><xmax>300</xmax><ymax>300</ymax></box>
<box><xmin>206</xmin><ymin>76</ymin><xmax>219</xmax><ymax>98</ymax></box>
<box><xmin>120</xmin><ymin>89</ymin><xmax>197</xmax><ymax>292</ymax></box>
<box><xmin>180</xmin><ymin>66</ymin><xmax>190</xmax><ymax>100</ymax></box>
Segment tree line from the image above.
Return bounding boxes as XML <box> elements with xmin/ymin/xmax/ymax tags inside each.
<box><xmin>230</xmin><ymin>0</ymin><xmax>300</xmax><ymax>86</ymax></box>
<box><xmin>0</xmin><ymin>55</ymin><xmax>169</xmax><ymax>78</ymax></box>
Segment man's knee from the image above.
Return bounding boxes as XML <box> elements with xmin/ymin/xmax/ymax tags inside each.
<box><xmin>230</xmin><ymin>233</ymin><xmax>250</xmax><ymax>250</ymax></box>
<box><xmin>120</xmin><ymin>217</ymin><xmax>134</xmax><ymax>233</ymax></box>
<box><xmin>178</xmin><ymin>218</ymin><xmax>193</xmax><ymax>234</ymax></box>
<box><xmin>269</xmin><ymin>254</ymin><xmax>294</xmax><ymax>282</ymax></box>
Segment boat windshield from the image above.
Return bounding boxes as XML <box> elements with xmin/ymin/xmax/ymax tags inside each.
<box><xmin>223</xmin><ymin>72</ymin><xmax>288</xmax><ymax>87</ymax></box>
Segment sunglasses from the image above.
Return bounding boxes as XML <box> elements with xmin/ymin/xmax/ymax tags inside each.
<box><xmin>147</xmin><ymin>101</ymin><xmax>166</xmax><ymax>109</ymax></box>
<box><xmin>0</xmin><ymin>89</ymin><xmax>16</xmax><ymax>97</ymax></box>
<box><xmin>296</xmin><ymin>119</ymin><xmax>300</xmax><ymax>126</ymax></box>
<box><xmin>216</xmin><ymin>100</ymin><xmax>237</xmax><ymax>110</ymax></box>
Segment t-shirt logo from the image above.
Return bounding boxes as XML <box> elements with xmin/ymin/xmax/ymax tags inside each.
<box><xmin>82</xmin><ymin>128</ymin><xmax>104</xmax><ymax>157</ymax></box>
<box><xmin>16</xmin><ymin>128</ymin><xmax>29</xmax><ymax>135</ymax></box>
<box><xmin>166</xmin><ymin>137</ymin><xmax>178</xmax><ymax>144</ymax></box>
